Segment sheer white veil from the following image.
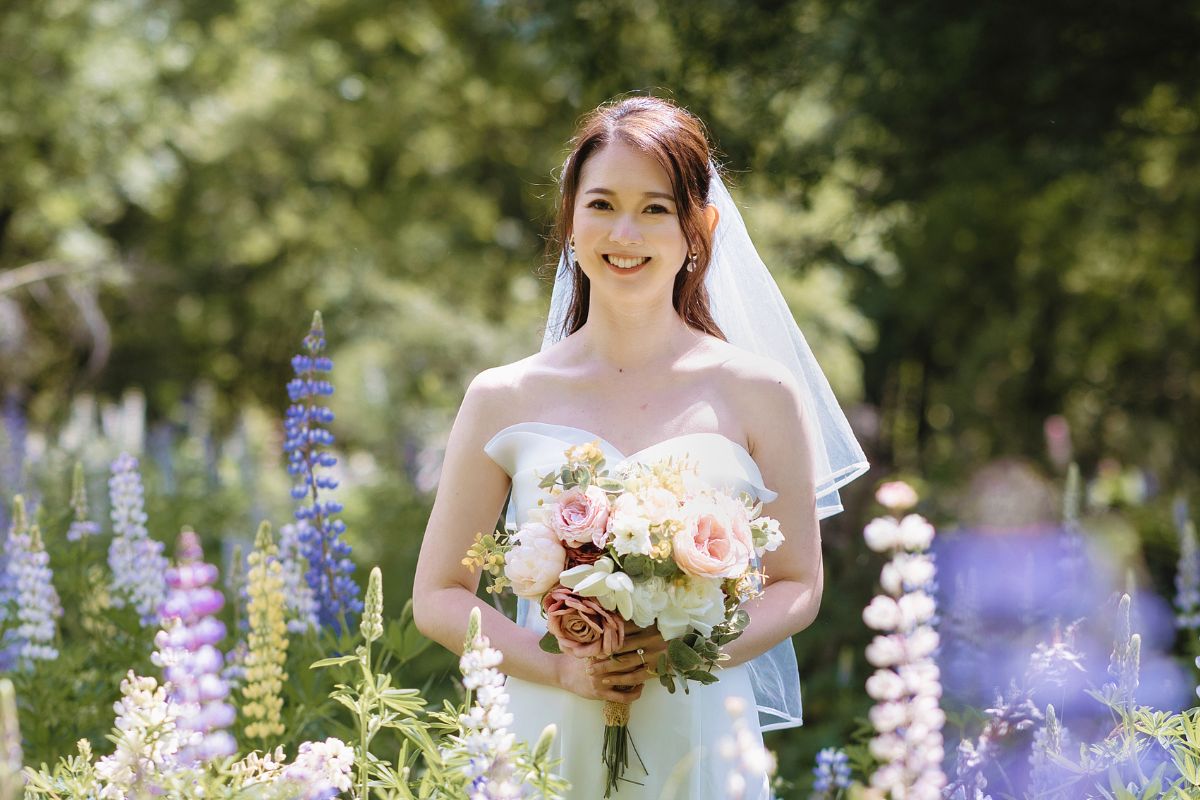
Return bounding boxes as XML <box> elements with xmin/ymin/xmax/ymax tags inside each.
<box><xmin>531</xmin><ymin>159</ymin><xmax>870</xmax><ymax>731</ymax></box>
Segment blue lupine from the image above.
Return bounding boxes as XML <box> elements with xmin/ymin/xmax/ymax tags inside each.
<box><xmin>107</xmin><ymin>453</ymin><xmax>168</xmax><ymax>626</ymax></box>
<box><xmin>811</xmin><ymin>747</ymin><xmax>850</xmax><ymax>798</ymax></box>
<box><xmin>66</xmin><ymin>462</ymin><xmax>101</xmax><ymax>542</ymax></box>
<box><xmin>284</xmin><ymin>311</ymin><xmax>360</xmax><ymax>633</ymax></box>
<box><xmin>0</xmin><ymin>393</ymin><xmax>26</xmax><ymax>495</ymax></box>
<box><xmin>1</xmin><ymin>496</ymin><xmax>62</xmax><ymax>668</ymax></box>
<box><xmin>277</xmin><ymin>522</ymin><xmax>320</xmax><ymax>633</ymax></box>
<box><xmin>1175</xmin><ymin>498</ymin><xmax>1200</xmax><ymax>631</ymax></box>
<box><xmin>153</xmin><ymin>527</ymin><xmax>236</xmax><ymax>764</ymax></box>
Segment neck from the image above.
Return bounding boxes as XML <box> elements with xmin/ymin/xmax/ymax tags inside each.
<box><xmin>574</xmin><ymin>298</ymin><xmax>702</xmax><ymax>372</ymax></box>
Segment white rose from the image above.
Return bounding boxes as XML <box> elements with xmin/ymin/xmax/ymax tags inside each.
<box><xmin>865</xmin><ymin>668</ymin><xmax>906</xmax><ymax>701</ymax></box>
<box><xmin>898</xmin><ymin>591</ymin><xmax>937</xmax><ymax>627</ymax></box>
<box><xmin>638</xmin><ymin>487</ymin><xmax>680</xmax><ymax>526</ymax></box>
<box><xmin>865</xmin><ymin>634</ymin><xmax>906</xmax><ymax>668</ymax></box>
<box><xmin>863</xmin><ymin>596</ymin><xmax>902</xmax><ymax>631</ymax></box>
<box><xmin>897</xmin><ymin>514</ymin><xmax>935</xmax><ymax>550</ymax></box>
<box><xmin>656</xmin><ymin>576</ymin><xmax>726</xmax><ymax>640</ymax></box>
<box><xmin>629</xmin><ymin>576</ymin><xmax>670</xmax><ymax>629</ymax></box>
<box><xmin>503</xmin><ymin>524</ymin><xmax>565</xmax><ymax>599</ymax></box>
<box><xmin>607</xmin><ymin>494</ymin><xmax>654</xmax><ymax>557</ymax></box>
<box><xmin>863</xmin><ymin>517</ymin><xmax>900</xmax><ymax>552</ymax></box>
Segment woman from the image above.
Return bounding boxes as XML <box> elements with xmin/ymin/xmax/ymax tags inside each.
<box><xmin>413</xmin><ymin>95</ymin><xmax>868</xmax><ymax>798</ymax></box>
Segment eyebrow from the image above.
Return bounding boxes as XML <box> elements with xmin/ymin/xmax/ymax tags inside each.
<box><xmin>584</xmin><ymin>188</ymin><xmax>676</xmax><ymax>202</ymax></box>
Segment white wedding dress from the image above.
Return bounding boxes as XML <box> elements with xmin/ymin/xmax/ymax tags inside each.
<box><xmin>484</xmin><ymin>421</ymin><xmax>782</xmax><ymax>799</ymax></box>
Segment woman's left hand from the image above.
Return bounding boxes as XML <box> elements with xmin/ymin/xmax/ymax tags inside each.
<box><xmin>589</xmin><ymin>624</ymin><xmax>670</xmax><ymax>690</ymax></box>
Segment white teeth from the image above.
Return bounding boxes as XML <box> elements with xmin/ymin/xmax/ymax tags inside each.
<box><xmin>606</xmin><ymin>255</ymin><xmax>650</xmax><ymax>269</ymax></box>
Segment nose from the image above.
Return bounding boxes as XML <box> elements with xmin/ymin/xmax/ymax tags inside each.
<box><xmin>609</xmin><ymin>213</ymin><xmax>643</xmax><ymax>246</ymax></box>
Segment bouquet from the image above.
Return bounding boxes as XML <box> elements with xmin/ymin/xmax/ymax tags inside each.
<box><xmin>465</xmin><ymin>440</ymin><xmax>784</xmax><ymax>796</ymax></box>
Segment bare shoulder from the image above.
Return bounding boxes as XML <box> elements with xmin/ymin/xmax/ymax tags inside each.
<box><xmin>460</xmin><ymin>347</ymin><xmax>561</xmax><ymax>437</ymax></box>
<box><xmin>704</xmin><ymin>338</ymin><xmax>807</xmax><ymax>454</ymax></box>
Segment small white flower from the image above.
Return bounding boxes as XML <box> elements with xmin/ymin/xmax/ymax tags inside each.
<box><xmin>657</xmin><ymin>576</ymin><xmax>726</xmax><ymax>640</ymax></box>
<box><xmin>897</xmin><ymin>514</ymin><xmax>935</xmax><ymax>550</ymax></box>
<box><xmin>638</xmin><ymin>487</ymin><xmax>681</xmax><ymax>526</ymax></box>
<box><xmin>868</xmin><ymin>732</ymin><xmax>906</xmax><ymax>762</ymax></box>
<box><xmin>875</xmin><ymin>480</ymin><xmax>919</xmax><ymax>512</ymax></box>
<box><xmin>898</xmin><ymin>591</ymin><xmax>937</xmax><ymax>626</ymax></box>
<box><xmin>863</xmin><ymin>596</ymin><xmax>903</xmax><ymax>631</ymax></box>
<box><xmin>864</xmin><ymin>517</ymin><xmax>900</xmax><ymax>552</ymax></box>
<box><xmin>865</xmin><ymin>634</ymin><xmax>906</xmax><ymax>668</ymax></box>
<box><xmin>607</xmin><ymin>494</ymin><xmax>654</xmax><ymax>557</ymax></box>
<box><xmin>561</xmin><ymin>557</ymin><xmax>636</xmax><ymax>620</ymax></box>
<box><xmin>868</xmin><ymin>701</ymin><xmax>908</xmax><ymax>733</ymax></box>
<box><xmin>865</xmin><ymin>669</ymin><xmax>906</xmax><ymax>701</ymax></box>
<box><xmin>629</xmin><ymin>576</ymin><xmax>670</xmax><ymax>629</ymax></box>
<box><xmin>906</xmin><ymin>627</ymin><xmax>940</xmax><ymax>660</ymax></box>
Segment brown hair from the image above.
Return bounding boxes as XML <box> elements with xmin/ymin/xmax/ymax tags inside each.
<box><xmin>544</xmin><ymin>95</ymin><xmax>727</xmax><ymax>342</ymax></box>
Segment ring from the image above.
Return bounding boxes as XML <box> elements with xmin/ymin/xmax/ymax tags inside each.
<box><xmin>636</xmin><ymin>648</ymin><xmax>646</xmax><ymax>666</ymax></box>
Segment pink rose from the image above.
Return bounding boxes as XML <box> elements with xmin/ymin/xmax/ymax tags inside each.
<box><xmin>716</xmin><ymin>494</ymin><xmax>754</xmax><ymax>556</ymax></box>
<box><xmin>672</xmin><ymin>500</ymin><xmax>751</xmax><ymax>579</ymax></box>
<box><xmin>542</xmin><ymin>585</ymin><xmax>625</xmax><ymax>658</ymax></box>
<box><xmin>549</xmin><ymin>486</ymin><xmax>610</xmax><ymax>548</ymax></box>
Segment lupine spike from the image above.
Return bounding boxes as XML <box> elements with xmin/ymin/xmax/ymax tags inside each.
<box><xmin>107</xmin><ymin>453</ymin><xmax>168</xmax><ymax>627</ymax></box>
<box><xmin>361</xmin><ymin>567</ymin><xmax>383</xmax><ymax>645</ymax></box>
<box><xmin>283</xmin><ymin>311</ymin><xmax>361</xmax><ymax>634</ymax></box>
<box><xmin>241</xmin><ymin>521</ymin><xmax>288</xmax><ymax>743</ymax></box>
<box><xmin>66</xmin><ymin>462</ymin><xmax>101</xmax><ymax>542</ymax></box>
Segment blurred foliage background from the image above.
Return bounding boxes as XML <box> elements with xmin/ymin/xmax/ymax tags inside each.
<box><xmin>2</xmin><ymin>0</ymin><xmax>1199</xmax><ymax>791</ymax></box>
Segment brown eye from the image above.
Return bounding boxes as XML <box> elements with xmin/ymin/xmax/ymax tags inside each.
<box><xmin>645</xmin><ymin>204</ymin><xmax>670</xmax><ymax>214</ymax></box>
<box><xmin>587</xmin><ymin>200</ymin><xmax>612</xmax><ymax>210</ymax></box>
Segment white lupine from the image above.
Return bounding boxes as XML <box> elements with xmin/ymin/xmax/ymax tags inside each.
<box><xmin>4</xmin><ymin>519</ymin><xmax>62</xmax><ymax>665</ymax></box>
<box><xmin>94</xmin><ymin>671</ymin><xmax>197</xmax><ymax>797</ymax></box>
<box><xmin>718</xmin><ymin>696</ymin><xmax>776</xmax><ymax>800</ymax></box>
<box><xmin>862</xmin><ymin>492</ymin><xmax>947</xmax><ymax>799</ymax></box>
<box><xmin>107</xmin><ymin>454</ymin><xmax>168</xmax><ymax>626</ymax></box>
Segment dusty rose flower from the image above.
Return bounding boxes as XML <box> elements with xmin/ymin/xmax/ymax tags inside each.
<box><xmin>875</xmin><ymin>481</ymin><xmax>919</xmax><ymax>512</ymax></box>
<box><xmin>542</xmin><ymin>585</ymin><xmax>625</xmax><ymax>658</ymax></box>
<box><xmin>672</xmin><ymin>500</ymin><xmax>750</xmax><ymax>579</ymax></box>
<box><xmin>548</xmin><ymin>486</ymin><xmax>610</xmax><ymax>548</ymax></box>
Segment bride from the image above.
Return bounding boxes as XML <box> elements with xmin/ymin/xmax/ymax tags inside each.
<box><xmin>413</xmin><ymin>95</ymin><xmax>868</xmax><ymax>798</ymax></box>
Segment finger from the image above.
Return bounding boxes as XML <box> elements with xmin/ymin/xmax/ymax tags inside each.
<box><xmin>600</xmin><ymin>668</ymin><xmax>653</xmax><ymax>688</ymax></box>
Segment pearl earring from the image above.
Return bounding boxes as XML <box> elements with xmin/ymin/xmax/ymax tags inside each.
<box><xmin>686</xmin><ymin>252</ymin><xmax>698</xmax><ymax>273</ymax></box>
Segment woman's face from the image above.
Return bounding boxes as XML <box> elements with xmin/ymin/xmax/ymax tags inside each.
<box><xmin>571</xmin><ymin>141</ymin><xmax>688</xmax><ymax>304</ymax></box>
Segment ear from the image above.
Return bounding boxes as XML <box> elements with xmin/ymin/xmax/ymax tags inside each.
<box><xmin>703</xmin><ymin>203</ymin><xmax>720</xmax><ymax>236</ymax></box>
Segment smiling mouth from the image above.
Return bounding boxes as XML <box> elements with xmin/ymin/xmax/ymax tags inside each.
<box><xmin>603</xmin><ymin>254</ymin><xmax>651</xmax><ymax>270</ymax></box>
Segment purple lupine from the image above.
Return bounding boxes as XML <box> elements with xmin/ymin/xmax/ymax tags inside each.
<box><xmin>284</xmin><ymin>311</ymin><xmax>360</xmax><ymax>633</ymax></box>
<box><xmin>153</xmin><ymin>528</ymin><xmax>236</xmax><ymax>764</ymax></box>
<box><xmin>1</xmin><ymin>497</ymin><xmax>62</xmax><ymax>667</ymax></box>
<box><xmin>0</xmin><ymin>393</ymin><xmax>27</xmax><ymax>495</ymax></box>
<box><xmin>108</xmin><ymin>453</ymin><xmax>168</xmax><ymax>626</ymax></box>
<box><xmin>811</xmin><ymin>747</ymin><xmax>851</xmax><ymax>798</ymax></box>
<box><xmin>66</xmin><ymin>461</ymin><xmax>101</xmax><ymax>542</ymax></box>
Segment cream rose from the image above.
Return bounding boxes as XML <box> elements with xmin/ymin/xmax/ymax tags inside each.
<box><xmin>549</xmin><ymin>485</ymin><xmax>611</xmax><ymax>548</ymax></box>
<box><xmin>503</xmin><ymin>523</ymin><xmax>566</xmax><ymax>599</ymax></box>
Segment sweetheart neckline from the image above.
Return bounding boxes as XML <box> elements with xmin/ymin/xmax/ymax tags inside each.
<box><xmin>488</xmin><ymin>420</ymin><xmax>756</xmax><ymax>465</ymax></box>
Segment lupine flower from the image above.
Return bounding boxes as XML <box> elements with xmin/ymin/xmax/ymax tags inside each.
<box><xmin>944</xmin><ymin>683</ymin><xmax>1040</xmax><ymax>800</ymax></box>
<box><xmin>1026</xmin><ymin>621</ymin><xmax>1087</xmax><ymax>689</ymax></box>
<box><xmin>1</xmin><ymin>496</ymin><xmax>62</xmax><ymax>666</ymax></box>
<box><xmin>719</xmin><ymin>696</ymin><xmax>776</xmax><ymax>800</ymax></box>
<box><xmin>1105</xmin><ymin>593</ymin><xmax>1140</xmax><ymax>707</ymax></box>
<box><xmin>278</xmin><ymin>738</ymin><xmax>355</xmax><ymax>799</ymax></box>
<box><xmin>1028</xmin><ymin>704</ymin><xmax>1072</xmax><ymax>800</ymax></box>
<box><xmin>445</xmin><ymin>606</ymin><xmax>526</xmax><ymax>798</ymax></box>
<box><xmin>93</xmin><ymin>670</ymin><xmax>194</xmax><ymax>796</ymax></box>
<box><xmin>153</xmin><ymin>527</ymin><xmax>236</xmax><ymax>764</ymax></box>
<box><xmin>0</xmin><ymin>393</ymin><xmax>26</xmax><ymax>494</ymax></box>
<box><xmin>66</xmin><ymin>461</ymin><xmax>101</xmax><ymax>542</ymax></box>
<box><xmin>241</xmin><ymin>521</ymin><xmax>289</xmax><ymax>743</ymax></box>
<box><xmin>862</xmin><ymin>482</ymin><xmax>946</xmax><ymax>800</ymax></box>
<box><xmin>810</xmin><ymin>747</ymin><xmax>850</xmax><ymax>799</ymax></box>
<box><xmin>108</xmin><ymin>453</ymin><xmax>168</xmax><ymax>626</ymax></box>
<box><xmin>278</xmin><ymin>522</ymin><xmax>320</xmax><ymax>633</ymax></box>
<box><xmin>1175</xmin><ymin>514</ymin><xmax>1200</xmax><ymax>631</ymax></box>
<box><xmin>284</xmin><ymin>311</ymin><xmax>360</xmax><ymax>634</ymax></box>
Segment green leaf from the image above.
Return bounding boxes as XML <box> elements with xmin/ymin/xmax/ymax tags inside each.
<box><xmin>309</xmin><ymin>654</ymin><xmax>358</xmax><ymax>669</ymax></box>
<box><xmin>668</xmin><ymin>639</ymin><xmax>702</xmax><ymax>671</ymax></box>
<box><xmin>539</xmin><ymin>632</ymin><xmax>562</xmax><ymax>654</ymax></box>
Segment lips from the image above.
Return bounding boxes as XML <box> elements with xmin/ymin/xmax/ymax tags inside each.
<box><xmin>603</xmin><ymin>254</ymin><xmax>651</xmax><ymax>270</ymax></box>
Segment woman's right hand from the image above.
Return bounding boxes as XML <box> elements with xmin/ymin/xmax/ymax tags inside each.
<box><xmin>555</xmin><ymin>652</ymin><xmax>646</xmax><ymax>704</ymax></box>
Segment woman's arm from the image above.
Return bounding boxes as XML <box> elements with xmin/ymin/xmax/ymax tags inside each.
<box><xmin>716</xmin><ymin>359</ymin><xmax>824</xmax><ymax>669</ymax></box>
<box><xmin>412</xmin><ymin>368</ymin><xmax>649</xmax><ymax>704</ymax></box>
